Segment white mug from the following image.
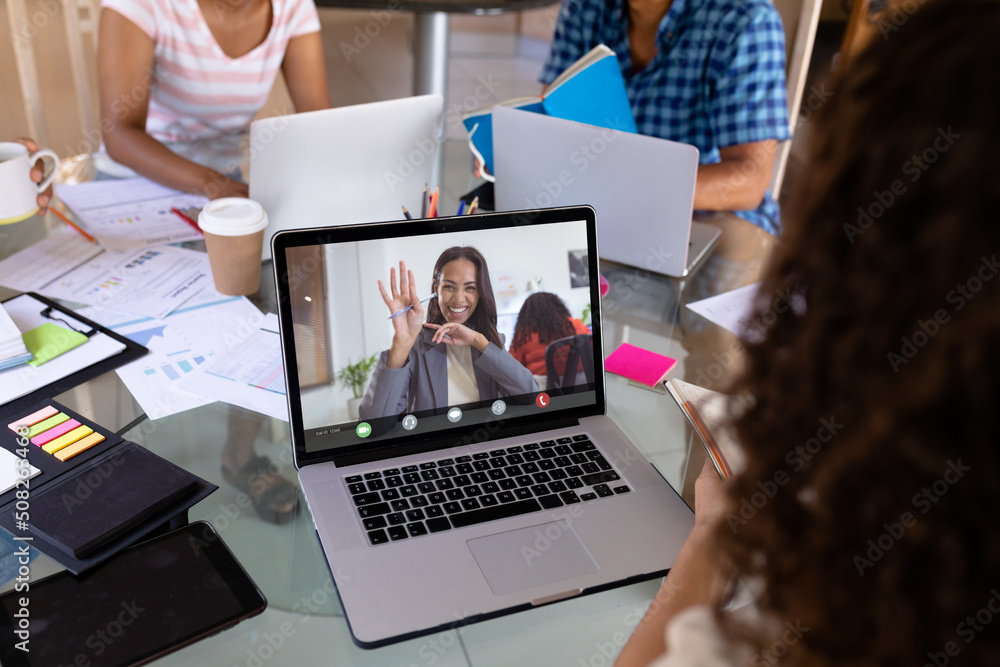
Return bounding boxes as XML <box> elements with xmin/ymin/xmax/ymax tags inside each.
<box><xmin>0</xmin><ymin>142</ymin><xmax>60</xmax><ymax>224</ymax></box>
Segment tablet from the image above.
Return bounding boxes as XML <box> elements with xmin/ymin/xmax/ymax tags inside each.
<box><xmin>0</xmin><ymin>521</ymin><xmax>266</xmax><ymax>666</ymax></box>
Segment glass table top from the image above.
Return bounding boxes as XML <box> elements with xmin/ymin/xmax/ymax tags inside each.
<box><xmin>0</xmin><ymin>146</ymin><xmax>776</xmax><ymax>665</ymax></box>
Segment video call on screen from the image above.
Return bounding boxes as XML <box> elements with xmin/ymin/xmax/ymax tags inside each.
<box><xmin>286</xmin><ymin>220</ymin><xmax>596</xmax><ymax>452</ymax></box>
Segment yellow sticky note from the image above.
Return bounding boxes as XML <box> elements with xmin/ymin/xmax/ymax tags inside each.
<box><xmin>54</xmin><ymin>432</ymin><xmax>106</xmax><ymax>461</ymax></box>
<box><xmin>23</xmin><ymin>322</ymin><xmax>88</xmax><ymax>367</ymax></box>
<box><xmin>42</xmin><ymin>425</ymin><xmax>94</xmax><ymax>454</ymax></box>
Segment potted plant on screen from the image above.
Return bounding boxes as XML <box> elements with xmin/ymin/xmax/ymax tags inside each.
<box><xmin>337</xmin><ymin>355</ymin><xmax>377</xmax><ymax>420</ymax></box>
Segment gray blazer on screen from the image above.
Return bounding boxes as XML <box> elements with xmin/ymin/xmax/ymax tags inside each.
<box><xmin>358</xmin><ymin>329</ymin><xmax>538</xmax><ymax>420</ymax></box>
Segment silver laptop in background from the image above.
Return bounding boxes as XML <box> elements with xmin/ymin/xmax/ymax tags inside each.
<box><xmin>249</xmin><ymin>94</ymin><xmax>443</xmax><ymax>260</ymax></box>
<box><xmin>492</xmin><ymin>107</ymin><xmax>720</xmax><ymax>278</ymax></box>
<box><xmin>272</xmin><ymin>206</ymin><xmax>695</xmax><ymax>648</ymax></box>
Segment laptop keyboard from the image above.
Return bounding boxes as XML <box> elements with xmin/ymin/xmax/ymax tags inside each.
<box><xmin>344</xmin><ymin>434</ymin><xmax>631</xmax><ymax>546</ymax></box>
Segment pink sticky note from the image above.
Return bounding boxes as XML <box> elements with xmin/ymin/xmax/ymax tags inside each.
<box><xmin>32</xmin><ymin>419</ymin><xmax>82</xmax><ymax>446</ymax></box>
<box><xmin>605</xmin><ymin>343</ymin><xmax>677</xmax><ymax>387</ymax></box>
<box><xmin>599</xmin><ymin>274</ymin><xmax>609</xmax><ymax>298</ymax></box>
<box><xmin>7</xmin><ymin>405</ymin><xmax>58</xmax><ymax>433</ymax></box>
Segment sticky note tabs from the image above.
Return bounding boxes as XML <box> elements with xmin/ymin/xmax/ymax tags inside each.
<box><xmin>32</xmin><ymin>419</ymin><xmax>81</xmax><ymax>446</ymax></box>
<box><xmin>7</xmin><ymin>405</ymin><xmax>58</xmax><ymax>433</ymax></box>
<box><xmin>42</xmin><ymin>425</ymin><xmax>94</xmax><ymax>454</ymax></box>
<box><xmin>54</xmin><ymin>432</ymin><xmax>106</xmax><ymax>461</ymax></box>
<box><xmin>27</xmin><ymin>413</ymin><xmax>70</xmax><ymax>438</ymax></box>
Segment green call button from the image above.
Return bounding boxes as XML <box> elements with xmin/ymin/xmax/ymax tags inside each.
<box><xmin>356</xmin><ymin>422</ymin><xmax>372</xmax><ymax>438</ymax></box>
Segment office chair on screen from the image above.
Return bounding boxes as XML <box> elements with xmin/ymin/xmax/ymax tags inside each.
<box><xmin>544</xmin><ymin>334</ymin><xmax>595</xmax><ymax>391</ymax></box>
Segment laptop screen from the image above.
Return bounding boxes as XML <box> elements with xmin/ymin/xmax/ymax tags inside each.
<box><xmin>274</xmin><ymin>208</ymin><xmax>604</xmax><ymax>464</ymax></box>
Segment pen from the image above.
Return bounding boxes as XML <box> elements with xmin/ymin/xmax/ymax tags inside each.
<box><xmin>388</xmin><ymin>293</ymin><xmax>437</xmax><ymax>319</ymax></box>
<box><xmin>468</xmin><ymin>196</ymin><xmax>479</xmax><ymax>215</ymax></box>
<box><xmin>171</xmin><ymin>207</ymin><xmax>203</xmax><ymax>235</ymax></box>
<box><xmin>421</xmin><ymin>184</ymin><xmax>429</xmax><ymax>218</ymax></box>
<box><xmin>456</xmin><ymin>200</ymin><xmax>466</xmax><ymax>216</ymax></box>
<box><xmin>50</xmin><ymin>206</ymin><xmax>97</xmax><ymax>244</ymax></box>
<box><xmin>428</xmin><ymin>187</ymin><xmax>440</xmax><ymax>218</ymax></box>
<box><xmin>402</xmin><ymin>205</ymin><xmax>412</xmax><ymax>220</ymax></box>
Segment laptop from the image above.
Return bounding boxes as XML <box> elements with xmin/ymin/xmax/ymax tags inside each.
<box><xmin>272</xmin><ymin>206</ymin><xmax>695</xmax><ymax>648</ymax></box>
<box><xmin>249</xmin><ymin>94</ymin><xmax>443</xmax><ymax>260</ymax></box>
<box><xmin>492</xmin><ymin>107</ymin><xmax>720</xmax><ymax>278</ymax></box>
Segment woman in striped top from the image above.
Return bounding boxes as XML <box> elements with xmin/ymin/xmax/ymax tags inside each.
<box><xmin>98</xmin><ymin>0</ymin><xmax>330</xmax><ymax>198</ymax></box>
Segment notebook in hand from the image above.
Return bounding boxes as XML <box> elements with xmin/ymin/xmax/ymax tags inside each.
<box><xmin>664</xmin><ymin>379</ymin><xmax>747</xmax><ymax>479</ymax></box>
<box><xmin>462</xmin><ymin>44</ymin><xmax>637</xmax><ymax>178</ymax></box>
<box><xmin>273</xmin><ymin>205</ymin><xmax>695</xmax><ymax>648</ymax></box>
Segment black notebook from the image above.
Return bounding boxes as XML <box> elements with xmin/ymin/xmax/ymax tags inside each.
<box><xmin>28</xmin><ymin>444</ymin><xmax>199</xmax><ymax>558</ymax></box>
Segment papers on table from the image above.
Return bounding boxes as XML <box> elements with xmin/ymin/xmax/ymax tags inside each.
<box><xmin>55</xmin><ymin>177</ymin><xmax>206</xmax><ymax>252</ymax></box>
<box><xmin>0</xmin><ymin>227</ymin><xmax>104</xmax><ymax>293</ymax></box>
<box><xmin>79</xmin><ymin>290</ymin><xmax>266</xmax><ymax>420</ymax></box>
<box><xmin>686</xmin><ymin>283</ymin><xmax>761</xmax><ymax>342</ymax></box>
<box><xmin>0</xmin><ymin>303</ymin><xmax>32</xmax><ymax>370</ymax></box>
<box><xmin>0</xmin><ymin>447</ymin><xmax>41</xmax><ymax>496</ymax></box>
<box><xmin>178</xmin><ymin>313</ymin><xmax>288</xmax><ymax>421</ymax></box>
<box><xmin>0</xmin><ymin>294</ymin><xmax>127</xmax><ymax>407</ymax></box>
<box><xmin>40</xmin><ymin>246</ymin><xmax>211</xmax><ymax>320</ymax></box>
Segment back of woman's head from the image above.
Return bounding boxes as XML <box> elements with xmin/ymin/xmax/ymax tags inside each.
<box><xmin>511</xmin><ymin>292</ymin><xmax>574</xmax><ymax>350</ymax></box>
<box><xmin>720</xmin><ymin>1</ymin><xmax>1000</xmax><ymax>664</ymax></box>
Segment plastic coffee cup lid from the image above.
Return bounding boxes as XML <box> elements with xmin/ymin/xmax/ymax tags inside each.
<box><xmin>198</xmin><ymin>198</ymin><xmax>268</xmax><ymax>237</ymax></box>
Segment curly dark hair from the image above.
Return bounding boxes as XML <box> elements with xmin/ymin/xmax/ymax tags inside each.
<box><xmin>511</xmin><ymin>292</ymin><xmax>576</xmax><ymax>351</ymax></box>
<box><xmin>715</xmin><ymin>1</ymin><xmax>1000</xmax><ymax>664</ymax></box>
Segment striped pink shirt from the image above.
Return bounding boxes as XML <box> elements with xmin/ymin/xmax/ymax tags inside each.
<box><xmin>102</xmin><ymin>0</ymin><xmax>320</xmax><ymax>174</ymax></box>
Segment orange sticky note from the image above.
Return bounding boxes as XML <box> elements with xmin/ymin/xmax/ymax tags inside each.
<box><xmin>54</xmin><ymin>432</ymin><xmax>106</xmax><ymax>461</ymax></box>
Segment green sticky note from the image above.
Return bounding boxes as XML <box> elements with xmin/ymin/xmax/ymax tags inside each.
<box><xmin>22</xmin><ymin>322</ymin><xmax>88</xmax><ymax>367</ymax></box>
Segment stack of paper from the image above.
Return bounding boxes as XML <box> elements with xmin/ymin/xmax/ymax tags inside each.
<box><xmin>0</xmin><ymin>303</ymin><xmax>32</xmax><ymax>370</ymax></box>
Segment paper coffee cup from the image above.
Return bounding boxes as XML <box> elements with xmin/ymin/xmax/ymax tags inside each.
<box><xmin>198</xmin><ymin>198</ymin><xmax>268</xmax><ymax>296</ymax></box>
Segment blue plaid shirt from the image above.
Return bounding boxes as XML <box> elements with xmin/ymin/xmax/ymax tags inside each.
<box><xmin>541</xmin><ymin>0</ymin><xmax>790</xmax><ymax>234</ymax></box>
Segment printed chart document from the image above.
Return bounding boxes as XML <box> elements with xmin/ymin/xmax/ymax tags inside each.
<box><xmin>686</xmin><ymin>283</ymin><xmax>761</xmax><ymax>342</ymax></box>
<box><xmin>55</xmin><ymin>177</ymin><xmax>207</xmax><ymax>252</ymax></box>
<box><xmin>79</xmin><ymin>290</ymin><xmax>264</xmax><ymax>419</ymax></box>
<box><xmin>179</xmin><ymin>313</ymin><xmax>288</xmax><ymax>421</ymax></box>
<box><xmin>0</xmin><ymin>227</ymin><xmax>104</xmax><ymax>292</ymax></box>
<box><xmin>40</xmin><ymin>246</ymin><xmax>210</xmax><ymax>320</ymax></box>
<box><xmin>0</xmin><ymin>294</ymin><xmax>127</xmax><ymax>407</ymax></box>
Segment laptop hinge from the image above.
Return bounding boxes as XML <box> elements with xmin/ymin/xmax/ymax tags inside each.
<box><xmin>330</xmin><ymin>416</ymin><xmax>581</xmax><ymax>468</ymax></box>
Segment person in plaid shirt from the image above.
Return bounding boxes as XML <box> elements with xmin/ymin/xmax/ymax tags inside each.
<box><xmin>541</xmin><ymin>0</ymin><xmax>790</xmax><ymax>234</ymax></box>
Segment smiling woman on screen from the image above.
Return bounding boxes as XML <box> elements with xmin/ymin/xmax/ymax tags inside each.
<box><xmin>359</xmin><ymin>246</ymin><xmax>538</xmax><ymax>420</ymax></box>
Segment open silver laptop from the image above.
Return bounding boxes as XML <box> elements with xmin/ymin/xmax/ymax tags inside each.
<box><xmin>492</xmin><ymin>107</ymin><xmax>720</xmax><ymax>278</ymax></box>
<box><xmin>272</xmin><ymin>206</ymin><xmax>694</xmax><ymax>647</ymax></box>
<box><xmin>250</xmin><ymin>94</ymin><xmax>443</xmax><ymax>260</ymax></box>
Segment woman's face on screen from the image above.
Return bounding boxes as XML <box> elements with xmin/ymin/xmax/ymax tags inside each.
<box><xmin>437</xmin><ymin>259</ymin><xmax>479</xmax><ymax>326</ymax></box>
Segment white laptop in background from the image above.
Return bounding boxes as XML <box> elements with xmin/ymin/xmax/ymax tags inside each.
<box><xmin>272</xmin><ymin>206</ymin><xmax>695</xmax><ymax>647</ymax></box>
<box><xmin>249</xmin><ymin>94</ymin><xmax>443</xmax><ymax>260</ymax></box>
<box><xmin>492</xmin><ymin>107</ymin><xmax>720</xmax><ymax>278</ymax></box>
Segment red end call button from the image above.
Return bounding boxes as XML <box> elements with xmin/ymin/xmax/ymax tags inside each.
<box><xmin>535</xmin><ymin>393</ymin><xmax>550</xmax><ymax>408</ymax></box>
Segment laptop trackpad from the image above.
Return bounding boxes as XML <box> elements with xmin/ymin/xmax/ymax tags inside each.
<box><xmin>467</xmin><ymin>521</ymin><xmax>599</xmax><ymax>596</ymax></box>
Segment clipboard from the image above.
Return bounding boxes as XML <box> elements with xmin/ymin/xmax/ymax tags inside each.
<box><xmin>0</xmin><ymin>292</ymin><xmax>148</xmax><ymax>418</ymax></box>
